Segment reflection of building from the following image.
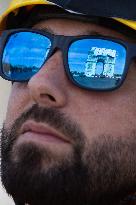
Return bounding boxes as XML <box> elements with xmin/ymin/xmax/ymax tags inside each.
<box><xmin>85</xmin><ymin>47</ymin><xmax>116</xmax><ymax>78</ymax></box>
<box><xmin>45</xmin><ymin>43</ymin><xmax>51</xmax><ymax>58</ymax></box>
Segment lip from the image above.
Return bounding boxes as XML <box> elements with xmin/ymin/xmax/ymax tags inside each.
<box><xmin>20</xmin><ymin>120</ymin><xmax>71</xmax><ymax>144</ymax></box>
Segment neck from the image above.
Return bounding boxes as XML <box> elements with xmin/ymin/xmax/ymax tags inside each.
<box><xmin>119</xmin><ymin>193</ymin><xmax>136</xmax><ymax>205</ymax></box>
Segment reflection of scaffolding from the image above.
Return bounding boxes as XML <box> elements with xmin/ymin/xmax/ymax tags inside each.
<box><xmin>85</xmin><ymin>47</ymin><xmax>116</xmax><ymax>78</ymax></box>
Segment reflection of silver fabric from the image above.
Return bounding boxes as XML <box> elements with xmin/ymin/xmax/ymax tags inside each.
<box><xmin>85</xmin><ymin>47</ymin><xmax>116</xmax><ymax>78</ymax></box>
<box><xmin>44</xmin><ymin>0</ymin><xmax>85</xmax><ymax>15</ymax></box>
<box><xmin>47</xmin><ymin>0</ymin><xmax>136</xmax><ymax>20</ymax></box>
<box><xmin>62</xmin><ymin>9</ymin><xmax>85</xmax><ymax>15</ymax></box>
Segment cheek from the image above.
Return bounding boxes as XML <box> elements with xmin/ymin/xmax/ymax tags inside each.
<box><xmin>5</xmin><ymin>83</ymin><xmax>30</xmax><ymax>128</ymax></box>
<box><xmin>67</xmin><ymin>88</ymin><xmax>136</xmax><ymax>143</ymax></box>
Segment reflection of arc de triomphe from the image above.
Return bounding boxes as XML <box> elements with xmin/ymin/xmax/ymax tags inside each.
<box><xmin>85</xmin><ymin>47</ymin><xmax>117</xmax><ymax>78</ymax></box>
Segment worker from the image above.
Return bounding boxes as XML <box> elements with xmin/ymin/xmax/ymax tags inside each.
<box><xmin>0</xmin><ymin>0</ymin><xmax>136</xmax><ymax>204</ymax></box>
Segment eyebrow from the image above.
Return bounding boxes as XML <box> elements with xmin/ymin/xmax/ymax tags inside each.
<box><xmin>35</xmin><ymin>27</ymin><xmax>104</xmax><ymax>36</ymax></box>
<box><xmin>34</xmin><ymin>27</ymin><xmax>54</xmax><ymax>34</ymax></box>
<box><xmin>85</xmin><ymin>30</ymin><xmax>104</xmax><ymax>36</ymax></box>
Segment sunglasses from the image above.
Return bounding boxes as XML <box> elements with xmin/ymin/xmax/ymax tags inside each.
<box><xmin>0</xmin><ymin>28</ymin><xmax>136</xmax><ymax>91</ymax></box>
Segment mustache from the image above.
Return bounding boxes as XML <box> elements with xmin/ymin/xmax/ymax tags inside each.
<box><xmin>6</xmin><ymin>104</ymin><xmax>85</xmax><ymax>144</ymax></box>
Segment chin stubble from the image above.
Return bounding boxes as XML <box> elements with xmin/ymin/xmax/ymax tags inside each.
<box><xmin>1</xmin><ymin>104</ymin><xmax>136</xmax><ymax>205</ymax></box>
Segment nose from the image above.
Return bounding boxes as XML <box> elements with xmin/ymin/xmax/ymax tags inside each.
<box><xmin>28</xmin><ymin>50</ymin><xmax>68</xmax><ymax>108</ymax></box>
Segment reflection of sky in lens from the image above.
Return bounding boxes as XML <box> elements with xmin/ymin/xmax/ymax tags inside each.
<box><xmin>3</xmin><ymin>32</ymin><xmax>51</xmax><ymax>68</ymax></box>
<box><xmin>68</xmin><ymin>39</ymin><xmax>126</xmax><ymax>75</ymax></box>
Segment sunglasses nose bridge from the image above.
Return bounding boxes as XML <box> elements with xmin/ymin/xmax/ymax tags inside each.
<box><xmin>47</xmin><ymin>35</ymin><xmax>66</xmax><ymax>58</ymax></box>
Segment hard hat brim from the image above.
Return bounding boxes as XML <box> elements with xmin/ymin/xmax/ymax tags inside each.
<box><xmin>0</xmin><ymin>0</ymin><xmax>53</xmax><ymax>31</ymax></box>
<box><xmin>0</xmin><ymin>0</ymin><xmax>136</xmax><ymax>32</ymax></box>
<box><xmin>114</xmin><ymin>18</ymin><xmax>136</xmax><ymax>31</ymax></box>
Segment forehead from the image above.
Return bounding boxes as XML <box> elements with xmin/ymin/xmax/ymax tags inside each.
<box><xmin>33</xmin><ymin>18</ymin><xmax>128</xmax><ymax>40</ymax></box>
<box><xmin>17</xmin><ymin>6</ymin><xmax>135</xmax><ymax>41</ymax></box>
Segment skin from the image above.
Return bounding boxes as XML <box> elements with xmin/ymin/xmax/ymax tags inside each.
<box><xmin>5</xmin><ymin>18</ymin><xmax>136</xmax><ymax>148</ymax></box>
<box><xmin>2</xmin><ymin>18</ymin><xmax>136</xmax><ymax>204</ymax></box>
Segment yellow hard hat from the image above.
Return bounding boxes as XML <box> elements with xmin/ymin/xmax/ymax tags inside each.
<box><xmin>0</xmin><ymin>0</ymin><xmax>136</xmax><ymax>31</ymax></box>
<box><xmin>0</xmin><ymin>0</ymin><xmax>53</xmax><ymax>30</ymax></box>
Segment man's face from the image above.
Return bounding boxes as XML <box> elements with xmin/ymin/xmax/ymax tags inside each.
<box><xmin>1</xmin><ymin>17</ymin><xmax>136</xmax><ymax>205</ymax></box>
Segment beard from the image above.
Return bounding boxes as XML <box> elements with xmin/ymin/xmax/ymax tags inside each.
<box><xmin>1</xmin><ymin>104</ymin><xmax>136</xmax><ymax>205</ymax></box>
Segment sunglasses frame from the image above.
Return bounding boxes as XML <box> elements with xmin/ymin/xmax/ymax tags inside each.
<box><xmin>1</xmin><ymin>28</ymin><xmax>136</xmax><ymax>91</ymax></box>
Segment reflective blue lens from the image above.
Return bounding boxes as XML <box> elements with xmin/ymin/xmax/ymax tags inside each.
<box><xmin>2</xmin><ymin>32</ymin><xmax>51</xmax><ymax>81</ymax></box>
<box><xmin>68</xmin><ymin>39</ymin><xmax>126</xmax><ymax>90</ymax></box>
